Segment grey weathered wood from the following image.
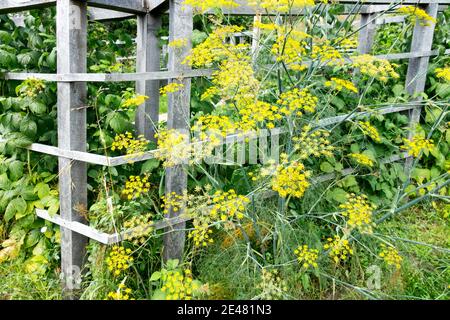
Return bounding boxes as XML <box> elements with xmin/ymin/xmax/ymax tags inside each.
<box><xmin>36</xmin><ymin>209</ymin><xmax>110</xmax><ymax>244</ymax></box>
<box><xmin>57</xmin><ymin>0</ymin><xmax>88</xmax><ymax>298</ymax></box>
<box><xmin>0</xmin><ymin>69</ymin><xmax>213</xmax><ymax>82</ymax></box>
<box><xmin>136</xmin><ymin>13</ymin><xmax>162</xmax><ymax>142</ymax></box>
<box><xmin>0</xmin><ymin>0</ymin><xmax>56</xmax><ymax>14</ymax></box>
<box><xmin>358</xmin><ymin>12</ymin><xmax>377</xmax><ymax>54</ymax></box>
<box><xmin>405</xmin><ymin>3</ymin><xmax>439</xmax><ymax>170</ymax></box>
<box><xmin>163</xmin><ymin>0</ymin><xmax>193</xmax><ymax>262</ymax></box>
<box><xmin>84</xmin><ymin>0</ymin><xmax>147</xmax><ymax>14</ymax></box>
<box><xmin>88</xmin><ymin>7</ymin><xmax>135</xmax><ymax>21</ymax></box>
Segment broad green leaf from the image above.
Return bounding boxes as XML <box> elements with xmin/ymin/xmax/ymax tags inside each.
<box><xmin>4</xmin><ymin>197</ymin><xmax>27</xmax><ymax>222</ymax></box>
<box><xmin>141</xmin><ymin>159</ymin><xmax>160</xmax><ymax>174</ymax></box>
<box><xmin>8</xmin><ymin>160</ymin><xmax>24</xmax><ymax>181</ymax></box>
<box><xmin>320</xmin><ymin>161</ymin><xmax>334</xmax><ymax>173</ymax></box>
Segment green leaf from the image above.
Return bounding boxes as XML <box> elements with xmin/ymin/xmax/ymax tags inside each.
<box><xmin>4</xmin><ymin>197</ymin><xmax>27</xmax><ymax>222</ymax></box>
<box><xmin>166</xmin><ymin>259</ymin><xmax>179</xmax><ymax>270</ymax></box>
<box><xmin>141</xmin><ymin>159</ymin><xmax>160</xmax><ymax>174</ymax></box>
<box><xmin>151</xmin><ymin>289</ymin><xmax>166</xmax><ymax>300</ymax></box>
<box><xmin>0</xmin><ymin>173</ymin><xmax>11</xmax><ymax>189</ymax></box>
<box><xmin>326</xmin><ymin>188</ymin><xmax>347</xmax><ymax>203</ymax></box>
<box><xmin>29</xmin><ymin>101</ymin><xmax>47</xmax><ymax>114</ymax></box>
<box><xmin>320</xmin><ymin>161</ymin><xmax>334</xmax><ymax>173</ymax></box>
<box><xmin>109</xmin><ymin>112</ymin><xmax>129</xmax><ymax>133</ymax></box>
<box><xmin>9</xmin><ymin>160</ymin><xmax>24</xmax><ymax>181</ymax></box>
<box><xmin>149</xmin><ymin>271</ymin><xmax>161</xmax><ymax>282</ymax></box>
<box><xmin>34</xmin><ymin>183</ymin><xmax>50</xmax><ymax>199</ymax></box>
<box><xmin>20</xmin><ymin>118</ymin><xmax>37</xmax><ymax>138</ymax></box>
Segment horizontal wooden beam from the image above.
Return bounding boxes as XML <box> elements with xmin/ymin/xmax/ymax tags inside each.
<box><xmin>0</xmin><ymin>69</ymin><xmax>213</xmax><ymax>82</ymax></box>
<box><xmin>83</xmin><ymin>0</ymin><xmax>147</xmax><ymax>14</ymax></box>
<box><xmin>88</xmin><ymin>7</ymin><xmax>135</xmax><ymax>21</ymax></box>
<box><xmin>0</xmin><ymin>0</ymin><xmax>56</xmax><ymax>14</ymax></box>
<box><xmin>0</xmin><ymin>0</ymin><xmax>147</xmax><ymax>14</ymax></box>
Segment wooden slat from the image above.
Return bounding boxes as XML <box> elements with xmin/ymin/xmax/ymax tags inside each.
<box><xmin>135</xmin><ymin>13</ymin><xmax>162</xmax><ymax>142</ymax></box>
<box><xmin>358</xmin><ymin>12</ymin><xmax>377</xmax><ymax>54</ymax></box>
<box><xmin>163</xmin><ymin>0</ymin><xmax>193</xmax><ymax>262</ymax></box>
<box><xmin>84</xmin><ymin>0</ymin><xmax>147</xmax><ymax>14</ymax></box>
<box><xmin>0</xmin><ymin>69</ymin><xmax>213</xmax><ymax>82</ymax></box>
<box><xmin>36</xmin><ymin>209</ymin><xmax>110</xmax><ymax>244</ymax></box>
<box><xmin>56</xmin><ymin>0</ymin><xmax>88</xmax><ymax>298</ymax></box>
<box><xmin>0</xmin><ymin>0</ymin><xmax>56</xmax><ymax>14</ymax></box>
<box><xmin>88</xmin><ymin>7</ymin><xmax>135</xmax><ymax>21</ymax></box>
<box><xmin>405</xmin><ymin>4</ymin><xmax>439</xmax><ymax>171</ymax></box>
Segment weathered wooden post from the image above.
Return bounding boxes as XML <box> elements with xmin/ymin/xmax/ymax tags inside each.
<box><xmin>357</xmin><ymin>6</ymin><xmax>378</xmax><ymax>54</ymax></box>
<box><xmin>136</xmin><ymin>12</ymin><xmax>162</xmax><ymax>142</ymax></box>
<box><xmin>163</xmin><ymin>0</ymin><xmax>193</xmax><ymax>261</ymax></box>
<box><xmin>405</xmin><ymin>3</ymin><xmax>438</xmax><ymax>169</ymax></box>
<box><xmin>56</xmin><ymin>0</ymin><xmax>88</xmax><ymax>298</ymax></box>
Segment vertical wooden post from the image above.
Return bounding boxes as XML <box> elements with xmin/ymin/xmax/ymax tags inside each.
<box><xmin>57</xmin><ymin>0</ymin><xmax>88</xmax><ymax>298</ymax></box>
<box><xmin>357</xmin><ymin>8</ymin><xmax>377</xmax><ymax>54</ymax></box>
<box><xmin>163</xmin><ymin>0</ymin><xmax>193</xmax><ymax>261</ymax></box>
<box><xmin>136</xmin><ymin>13</ymin><xmax>162</xmax><ymax>142</ymax></box>
<box><xmin>405</xmin><ymin>4</ymin><xmax>438</xmax><ymax>168</ymax></box>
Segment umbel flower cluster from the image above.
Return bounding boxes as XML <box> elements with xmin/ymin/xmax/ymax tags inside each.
<box><xmin>323</xmin><ymin>236</ymin><xmax>354</xmax><ymax>264</ymax></box>
<box><xmin>379</xmin><ymin>244</ymin><xmax>403</xmax><ymax>270</ymax></box>
<box><xmin>401</xmin><ymin>135</ymin><xmax>434</xmax><ymax>157</ymax></box>
<box><xmin>294</xmin><ymin>245</ymin><xmax>319</xmax><ymax>269</ymax></box>
<box><xmin>257</xmin><ymin>269</ymin><xmax>287</xmax><ymax>300</ymax></box>
<box><xmin>339</xmin><ymin>194</ymin><xmax>376</xmax><ymax>234</ymax></box>
<box><xmin>161</xmin><ymin>269</ymin><xmax>200</xmax><ymax>300</ymax></box>
<box><xmin>106</xmin><ymin>246</ymin><xmax>134</xmax><ymax>277</ymax></box>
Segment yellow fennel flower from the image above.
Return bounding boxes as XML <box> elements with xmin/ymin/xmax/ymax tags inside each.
<box><xmin>325</xmin><ymin>77</ymin><xmax>358</xmax><ymax>93</ymax></box>
<box><xmin>379</xmin><ymin>244</ymin><xmax>403</xmax><ymax>270</ymax></box>
<box><xmin>339</xmin><ymin>193</ymin><xmax>376</xmax><ymax>234</ymax></box>
<box><xmin>323</xmin><ymin>235</ymin><xmax>353</xmax><ymax>264</ymax></box>
<box><xmin>401</xmin><ymin>135</ymin><xmax>434</xmax><ymax>157</ymax></box>
<box><xmin>271</xmin><ymin>161</ymin><xmax>311</xmax><ymax>198</ymax></box>
<box><xmin>396</xmin><ymin>6</ymin><xmax>437</xmax><ymax>26</ymax></box>
<box><xmin>349</xmin><ymin>153</ymin><xmax>374</xmax><ymax>167</ymax></box>
<box><xmin>435</xmin><ymin>67</ymin><xmax>450</xmax><ymax>82</ymax></box>
<box><xmin>294</xmin><ymin>245</ymin><xmax>319</xmax><ymax>269</ymax></box>
<box><xmin>358</xmin><ymin>121</ymin><xmax>382</xmax><ymax>143</ymax></box>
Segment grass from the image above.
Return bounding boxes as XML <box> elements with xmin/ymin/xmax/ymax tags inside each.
<box><xmin>0</xmin><ymin>202</ymin><xmax>448</xmax><ymax>300</ymax></box>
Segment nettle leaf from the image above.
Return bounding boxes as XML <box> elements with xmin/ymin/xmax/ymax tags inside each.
<box><xmin>0</xmin><ymin>173</ymin><xmax>11</xmax><ymax>189</ymax></box>
<box><xmin>29</xmin><ymin>101</ymin><xmax>47</xmax><ymax>114</ymax></box>
<box><xmin>20</xmin><ymin>118</ymin><xmax>38</xmax><ymax>138</ymax></box>
<box><xmin>4</xmin><ymin>197</ymin><xmax>27</xmax><ymax>222</ymax></box>
<box><xmin>8</xmin><ymin>160</ymin><xmax>24</xmax><ymax>181</ymax></box>
<box><xmin>141</xmin><ymin>159</ymin><xmax>160</xmax><ymax>174</ymax></box>
<box><xmin>326</xmin><ymin>188</ymin><xmax>347</xmax><ymax>203</ymax></box>
<box><xmin>108</xmin><ymin>112</ymin><xmax>129</xmax><ymax>133</ymax></box>
<box><xmin>0</xmin><ymin>30</ymin><xmax>12</xmax><ymax>44</ymax></box>
<box><xmin>34</xmin><ymin>182</ymin><xmax>50</xmax><ymax>199</ymax></box>
<box><xmin>320</xmin><ymin>161</ymin><xmax>334</xmax><ymax>173</ymax></box>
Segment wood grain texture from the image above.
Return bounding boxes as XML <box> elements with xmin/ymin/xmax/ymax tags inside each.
<box><xmin>57</xmin><ymin>0</ymin><xmax>88</xmax><ymax>299</ymax></box>
<box><xmin>136</xmin><ymin>13</ymin><xmax>162</xmax><ymax>142</ymax></box>
<box><xmin>163</xmin><ymin>0</ymin><xmax>193</xmax><ymax>262</ymax></box>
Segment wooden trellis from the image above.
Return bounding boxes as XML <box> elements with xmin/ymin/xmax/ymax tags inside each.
<box><xmin>0</xmin><ymin>0</ymin><xmax>449</xmax><ymax>297</ymax></box>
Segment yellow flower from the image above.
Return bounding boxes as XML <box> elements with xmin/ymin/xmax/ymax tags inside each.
<box><xmin>210</xmin><ymin>189</ymin><xmax>250</xmax><ymax>221</ymax></box>
<box><xmin>155</xmin><ymin>129</ymin><xmax>190</xmax><ymax>167</ymax></box>
<box><xmin>323</xmin><ymin>235</ymin><xmax>353</xmax><ymax>264</ymax></box>
<box><xmin>352</xmin><ymin>54</ymin><xmax>399</xmax><ymax>81</ymax></box>
<box><xmin>257</xmin><ymin>269</ymin><xmax>287</xmax><ymax>300</ymax></box>
<box><xmin>435</xmin><ymin>67</ymin><xmax>450</xmax><ymax>82</ymax></box>
<box><xmin>249</xmin><ymin>0</ymin><xmax>315</xmax><ymax>13</ymax></box>
<box><xmin>293</xmin><ymin>126</ymin><xmax>335</xmax><ymax>159</ymax></box>
<box><xmin>396</xmin><ymin>6</ymin><xmax>437</xmax><ymax>26</ymax></box>
<box><xmin>160</xmin><ymin>83</ymin><xmax>185</xmax><ymax>96</ymax></box>
<box><xmin>238</xmin><ymin>100</ymin><xmax>282</xmax><ymax>131</ymax></box>
<box><xmin>122</xmin><ymin>174</ymin><xmax>151</xmax><ymax>200</ymax></box>
<box><xmin>349</xmin><ymin>153</ymin><xmax>374</xmax><ymax>167</ymax></box>
<box><xmin>111</xmin><ymin>132</ymin><xmax>149</xmax><ymax>155</ymax></box>
<box><xmin>339</xmin><ymin>193</ymin><xmax>376</xmax><ymax>234</ymax></box>
<box><xmin>311</xmin><ymin>40</ymin><xmax>343</xmax><ymax>65</ymax></box>
<box><xmin>168</xmin><ymin>38</ymin><xmax>188</xmax><ymax>48</ymax></box>
<box><xmin>271</xmin><ymin>161</ymin><xmax>311</xmax><ymax>198</ymax></box>
<box><xmin>122</xmin><ymin>95</ymin><xmax>149</xmax><ymax>108</ymax></box>
<box><xmin>123</xmin><ymin>214</ymin><xmax>154</xmax><ymax>245</ymax></box>
<box><xmin>324</xmin><ymin>77</ymin><xmax>358</xmax><ymax>93</ymax></box>
<box><xmin>379</xmin><ymin>244</ymin><xmax>402</xmax><ymax>270</ymax></box>
<box><xmin>17</xmin><ymin>77</ymin><xmax>46</xmax><ymax>98</ymax></box>
<box><xmin>161</xmin><ymin>269</ymin><xmax>200</xmax><ymax>300</ymax></box>
<box><xmin>401</xmin><ymin>135</ymin><xmax>434</xmax><ymax>157</ymax></box>
<box><xmin>271</xmin><ymin>30</ymin><xmax>309</xmax><ymax>71</ymax></box>
<box><xmin>105</xmin><ymin>246</ymin><xmax>134</xmax><ymax>276</ymax></box>
<box><xmin>277</xmin><ymin>88</ymin><xmax>318</xmax><ymax>117</ymax></box>
<box><xmin>358</xmin><ymin>121</ymin><xmax>382</xmax><ymax>143</ymax></box>
<box><xmin>107</xmin><ymin>283</ymin><xmax>134</xmax><ymax>300</ymax></box>
<box><xmin>183</xmin><ymin>0</ymin><xmax>240</xmax><ymax>13</ymax></box>
<box><xmin>294</xmin><ymin>245</ymin><xmax>319</xmax><ymax>269</ymax></box>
